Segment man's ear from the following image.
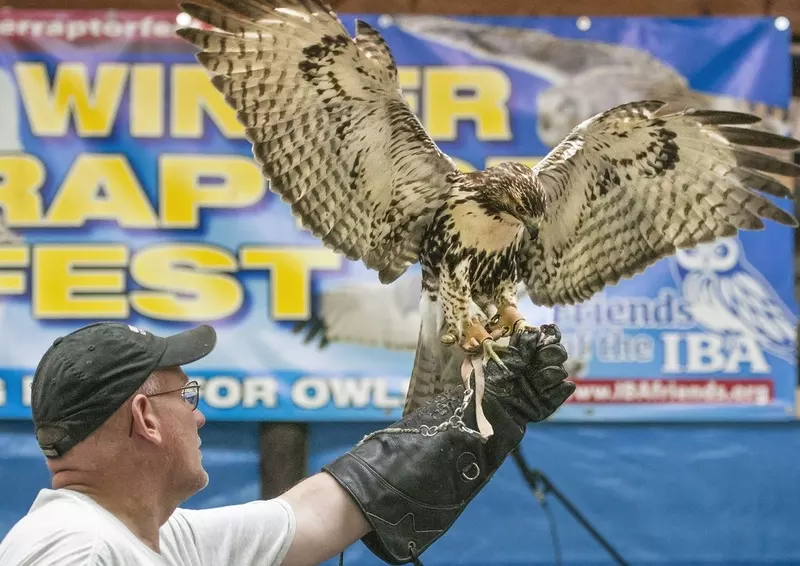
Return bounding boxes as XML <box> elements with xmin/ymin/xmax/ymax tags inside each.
<box><xmin>130</xmin><ymin>395</ymin><xmax>162</xmax><ymax>445</ymax></box>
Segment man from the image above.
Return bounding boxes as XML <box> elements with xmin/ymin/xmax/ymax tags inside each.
<box><xmin>0</xmin><ymin>320</ymin><xmax>575</xmax><ymax>565</ymax></box>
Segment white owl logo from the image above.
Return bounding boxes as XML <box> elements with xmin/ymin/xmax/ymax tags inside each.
<box><xmin>669</xmin><ymin>237</ymin><xmax>797</xmax><ymax>362</ymax></box>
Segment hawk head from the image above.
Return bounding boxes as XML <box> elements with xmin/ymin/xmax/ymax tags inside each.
<box><xmin>469</xmin><ymin>161</ymin><xmax>546</xmax><ymax>236</ymax></box>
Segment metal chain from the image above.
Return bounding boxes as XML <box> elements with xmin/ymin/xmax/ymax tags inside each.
<box><xmin>357</xmin><ymin>386</ymin><xmax>484</xmax><ymax>446</ymax></box>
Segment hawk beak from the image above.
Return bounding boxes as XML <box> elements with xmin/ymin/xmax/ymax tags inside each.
<box><xmin>523</xmin><ymin>219</ymin><xmax>540</xmax><ymax>241</ymax></box>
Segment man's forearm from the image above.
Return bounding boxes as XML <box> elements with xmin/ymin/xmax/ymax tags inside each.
<box><xmin>279</xmin><ymin>471</ymin><xmax>371</xmax><ymax>566</ymax></box>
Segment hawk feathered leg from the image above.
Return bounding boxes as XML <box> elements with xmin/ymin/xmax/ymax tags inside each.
<box><xmin>486</xmin><ymin>284</ymin><xmax>537</xmax><ymax>337</ymax></box>
<box><xmin>436</xmin><ymin>265</ymin><xmax>510</xmax><ymax>369</ymax></box>
<box><xmin>488</xmin><ymin>301</ymin><xmax>538</xmax><ymax>336</ymax></box>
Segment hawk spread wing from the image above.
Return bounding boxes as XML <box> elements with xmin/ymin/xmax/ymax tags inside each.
<box><xmin>177</xmin><ymin>0</ymin><xmax>458</xmax><ymax>284</ymax></box>
<box><xmin>521</xmin><ymin>101</ymin><xmax>799</xmax><ymax>306</ymax></box>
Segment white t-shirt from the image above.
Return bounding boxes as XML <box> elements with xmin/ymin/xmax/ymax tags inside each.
<box><xmin>0</xmin><ymin>488</ymin><xmax>297</xmax><ymax>565</ymax></box>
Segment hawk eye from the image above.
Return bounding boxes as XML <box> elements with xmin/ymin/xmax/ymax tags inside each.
<box><xmin>516</xmin><ymin>205</ymin><xmax>526</xmax><ymax>214</ymax></box>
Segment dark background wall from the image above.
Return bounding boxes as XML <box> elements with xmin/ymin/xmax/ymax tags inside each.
<box><xmin>1</xmin><ymin>0</ymin><xmax>798</xmax><ymax>19</ymax></box>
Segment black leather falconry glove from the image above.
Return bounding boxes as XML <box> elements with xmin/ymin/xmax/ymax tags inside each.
<box><xmin>323</xmin><ymin>324</ymin><xmax>576</xmax><ymax>565</ymax></box>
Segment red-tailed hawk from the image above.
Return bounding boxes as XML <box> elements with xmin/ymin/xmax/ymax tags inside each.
<box><xmin>177</xmin><ymin>0</ymin><xmax>799</xmax><ymax>439</ymax></box>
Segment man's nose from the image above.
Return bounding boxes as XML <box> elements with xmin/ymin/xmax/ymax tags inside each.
<box><xmin>195</xmin><ymin>409</ymin><xmax>206</xmax><ymax>429</ymax></box>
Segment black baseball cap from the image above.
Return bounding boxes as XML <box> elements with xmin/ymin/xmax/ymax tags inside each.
<box><xmin>31</xmin><ymin>322</ymin><xmax>217</xmax><ymax>458</ymax></box>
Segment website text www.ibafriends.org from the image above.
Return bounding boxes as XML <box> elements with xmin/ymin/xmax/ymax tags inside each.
<box><xmin>568</xmin><ymin>379</ymin><xmax>774</xmax><ymax>405</ymax></box>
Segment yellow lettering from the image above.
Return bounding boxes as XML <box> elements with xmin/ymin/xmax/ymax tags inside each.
<box><xmin>33</xmin><ymin>245</ymin><xmax>128</xmax><ymax>318</ymax></box>
<box><xmin>160</xmin><ymin>155</ymin><xmax>266</xmax><ymax>228</ymax></box>
<box><xmin>0</xmin><ymin>155</ymin><xmax>45</xmax><ymax>226</ymax></box>
<box><xmin>398</xmin><ymin>66</ymin><xmax>421</xmax><ymax>114</ymax></box>
<box><xmin>450</xmin><ymin>156</ymin><xmax>477</xmax><ymax>172</ymax></box>
<box><xmin>424</xmin><ymin>67</ymin><xmax>511</xmax><ymax>141</ymax></box>
<box><xmin>15</xmin><ymin>62</ymin><xmax>128</xmax><ymax>137</ymax></box>
<box><xmin>239</xmin><ymin>246</ymin><xmax>342</xmax><ymax>320</ymax></box>
<box><xmin>171</xmin><ymin>65</ymin><xmax>244</xmax><ymax>138</ymax></box>
<box><xmin>130</xmin><ymin>64</ymin><xmax>164</xmax><ymax>137</ymax></box>
<box><xmin>130</xmin><ymin>244</ymin><xmax>242</xmax><ymax>321</ymax></box>
<box><xmin>485</xmin><ymin>156</ymin><xmax>542</xmax><ymax>169</ymax></box>
<box><xmin>0</xmin><ymin>246</ymin><xmax>29</xmax><ymax>295</ymax></box>
<box><xmin>46</xmin><ymin>155</ymin><xmax>157</xmax><ymax>228</ymax></box>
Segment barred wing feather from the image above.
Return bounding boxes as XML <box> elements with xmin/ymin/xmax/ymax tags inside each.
<box><xmin>177</xmin><ymin>0</ymin><xmax>457</xmax><ymax>284</ymax></box>
<box><xmin>521</xmin><ymin>100</ymin><xmax>799</xmax><ymax>306</ymax></box>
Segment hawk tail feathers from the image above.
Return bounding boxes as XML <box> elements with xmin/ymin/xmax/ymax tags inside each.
<box><xmin>402</xmin><ymin>295</ymin><xmax>463</xmax><ymax>416</ymax></box>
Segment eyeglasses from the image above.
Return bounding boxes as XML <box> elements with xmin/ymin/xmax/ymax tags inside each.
<box><xmin>128</xmin><ymin>380</ymin><xmax>201</xmax><ymax>438</ymax></box>
<box><xmin>145</xmin><ymin>380</ymin><xmax>201</xmax><ymax>411</ymax></box>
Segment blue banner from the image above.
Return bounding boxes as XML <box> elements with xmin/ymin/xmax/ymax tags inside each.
<box><xmin>0</xmin><ymin>11</ymin><xmax>794</xmax><ymax>422</ymax></box>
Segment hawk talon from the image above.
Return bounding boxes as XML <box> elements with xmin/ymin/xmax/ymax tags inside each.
<box><xmin>482</xmin><ymin>339</ymin><xmax>511</xmax><ymax>373</ymax></box>
<box><xmin>513</xmin><ymin>319</ymin><xmax>537</xmax><ymax>334</ymax></box>
<box><xmin>488</xmin><ymin>326</ymin><xmax>508</xmax><ymax>341</ymax></box>
<box><xmin>458</xmin><ymin>318</ymin><xmax>494</xmax><ymax>354</ymax></box>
